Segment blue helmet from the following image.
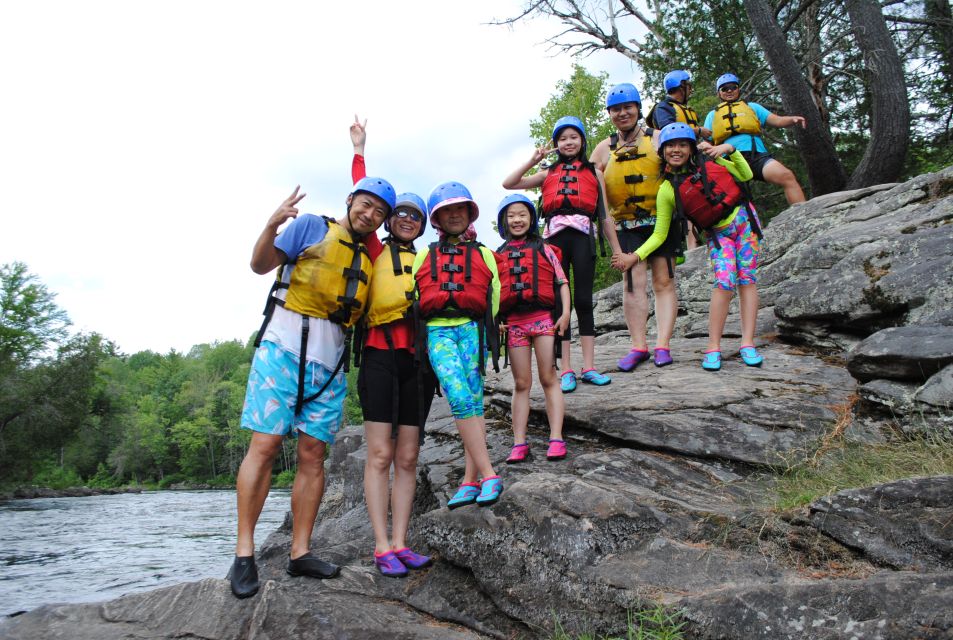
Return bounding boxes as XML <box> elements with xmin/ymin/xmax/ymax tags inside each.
<box><xmin>664</xmin><ymin>70</ymin><xmax>692</xmax><ymax>93</ymax></box>
<box><xmin>351</xmin><ymin>176</ymin><xmax>396</xmax><ymax>213</ymax></box>
<box><xmin>385</xmin><ymin>192</ymin><xmax>427</xmax><ymax>238</ymax></box>
<box><xmin>496</xmin><ymin>194</ymin><xmax>538</xmax><ymax>239</ymax></box>
<box><xmin>716</xmin><ymin>73</ymin><xmax>741</xmax><ymax>91</ymax></box>
<box><xmin>658</xmin><ymin>122</ymin><xmax>697</xmax><ymax>148</ymax></box>
<box><xmin>552</xmin><ymin>115</ymin><xmax>586</xmax><ymax>143</ymax></box>
<box><xmin>428</xmin><ymin>181</ymin><xmax>479</xmax><ymax>230</ymax></box>
<box><xmin>606</xmin><ymin>83</ymin><xmax>642</xmax><ymax>109</ymax></box>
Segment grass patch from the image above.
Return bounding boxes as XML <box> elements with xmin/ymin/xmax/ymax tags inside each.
<box><xmin>551</xmin><ymin>606</ymin><xmax>687</xmax><ymax>640</ymax></box>
<box><xmin>774</xmin><ymin>433</ymin><xmax>953</xmax><ymax>510</ymax></box>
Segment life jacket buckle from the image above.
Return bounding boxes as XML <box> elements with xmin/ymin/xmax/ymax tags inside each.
<box><xmin>442</xmin><ymin>263</ymin><xmax>463</xmax><ymax>273</ymax></box>
<box><xmin>624</xmin><ymin>174</ymin><xmax>645</xmax><ymax>184</ymax></box>
<box><xmin>439</xmin><ymin>245</ymin><xmax>462</xmax><ymax>255</ymax></box>
<box><xmin>510</xmin><ymin>266</ymin><xmax>527</xmax><ymax>275</ymax></box>
<box><xmin>440</xmin><ymin>282</ymin><xmax>463</xmax><ymax>292</ymax></box>
<box><xmin>560</xmin><ymin>175</ymin><xmax>578</xmax><ymax>183</ymax></box>
<box><xmin>507</xmin><ymin>250</ymin><xmax>525</xmax><ymax>259</ymax></box>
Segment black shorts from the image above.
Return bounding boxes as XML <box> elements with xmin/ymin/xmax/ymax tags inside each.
<box><xmin>617</xmin><ymin>224</ymin><xmax>681</xmax><ymax>259</ymax></box>
<box><xmin>740</xmin><ymin>150</ymin><xmax>776</xmax><ymax>182</ymax></box>
<box><xmin>357</xmin><ymin>347</ymin><xmax>436</xmax><ymax>436</ymax></box>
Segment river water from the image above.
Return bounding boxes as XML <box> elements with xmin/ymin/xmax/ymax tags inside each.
<box><xmin>0</xmin><ymin>490</ymin><xmax>289</xmax><ymax>616</ymax></box>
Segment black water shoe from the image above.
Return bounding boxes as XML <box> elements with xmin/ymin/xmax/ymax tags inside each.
<box><xmin>228</xmin><ymin>555</ymin><xmax>259</xmax><ymax>599</ymax></box>
<box><xmin>286</xmin><ymin>552</ymin><xmax>340</xmax><ymax>579</ymax></box>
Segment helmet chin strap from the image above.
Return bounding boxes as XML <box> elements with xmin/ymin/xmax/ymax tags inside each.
<box><xmin>344</xmin><ymin>203</ymin><xmax>368</xmax><ymax>239</ymax></box>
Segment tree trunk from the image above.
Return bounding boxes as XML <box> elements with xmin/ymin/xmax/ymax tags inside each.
<box><xmin>744</xmin><ymin>0</ymin><xmax>848</xmax><ymax>195</ymax></box>
<box><xmin>844</xmin><ymin>0</ymin><xmax>911</xmax><ymax>187</ymax></box>
<box><xmin>802</xmin><ymin>1</ymin><xmax>830</xmax><ymax>127</ymax></box>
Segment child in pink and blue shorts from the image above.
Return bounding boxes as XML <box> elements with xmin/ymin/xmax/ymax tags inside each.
<box><xmin>495</xmin><ymin>194</ymin><xmax>572</xmax><ymax>462</ymax></box>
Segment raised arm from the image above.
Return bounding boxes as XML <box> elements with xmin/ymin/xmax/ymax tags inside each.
<box><xmin>250</xmin><ymin>187</ymin><xmax>303</xmax><ymax>274</ymax></box>
<box><xmin>501</xmin><ymin>146</ymin><xmax>551</xmax><ymax>190</ymax></box>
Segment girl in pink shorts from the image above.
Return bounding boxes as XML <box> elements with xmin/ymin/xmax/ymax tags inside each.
<box><xmin>495</xmin><ymin>194</ymin><xmax>572</xmax><ymax>462</ymax></box>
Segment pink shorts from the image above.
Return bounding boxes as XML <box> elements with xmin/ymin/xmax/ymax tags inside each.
<box><xmin>507</xmin><ymin>316</ymin><xmax>556</xmax><ymax>348</ymax></box>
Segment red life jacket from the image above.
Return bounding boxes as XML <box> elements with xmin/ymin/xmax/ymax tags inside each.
<box><xmin>415</xmin><ymin>241</ymin><xmax>494</xmax><ymax>320</ymax></box>
<box><xmin>496</xmin><ymin>239</ymin><xmax>560</xmax><ymax>316</ymax></box>
<box><xmin>541</xmin><ymin>160</ymin><xmax>600</xmax><ymax>219</ymax></box>
<box><xmin>668</xmin><ymin>159</ymin><xmax>744</xmax><ymax>230</ymax></box>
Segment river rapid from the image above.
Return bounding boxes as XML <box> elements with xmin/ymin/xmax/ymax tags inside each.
<box><xmin>0</xmin><ymin>490</ymin><xmax>289</xmax><ymax>616</ymax></box>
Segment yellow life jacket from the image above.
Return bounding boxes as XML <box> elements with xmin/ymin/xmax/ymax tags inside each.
<box><xmin>366</xmin><ymin>241</ymin><xmax>416</xmax><ymax>327</ymax></box>
<box><xmin>281</xmin><ymin>217</ymin><xmax>371</xmax><ymax>328</ymax></box>
<box><xmin>604</xmin><ymin>131</ymin><xmax>662</xmax><ymax>221</ymax></box>
<box><xmin>671</xmin><ymin>99</ymin><xmax>699</xmax><ymax>127</ymax></box>
<box><xmin>712</xmin><ymin>100</ymin><xmax>761</xmax><ymax>145</ymax></box>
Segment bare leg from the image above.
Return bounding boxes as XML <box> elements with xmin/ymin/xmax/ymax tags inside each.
<box><xmin>508</xmin><ymin>345</ymin><xmax>533</xmax><ymax>445</ymax></box>
<box><xmin>363</xmin><ymin>422</ymin><xmax>395</xmax><ymax>554</ymax></box>
<box><xmin>738</xmin><ymin>284</ymin><xmax>760</xmax><ymax>347</ymax></box>
<box><xmin>390</xmin><ymin>426</ymin><xmax>421</xmax><ymax>550</ymax></box>
<box><xmin>649</xmin><ymin>256</ymin><xmax>677</xmax><ymax>349</ymax></box>
<box><xmin>289</xmin><ymin>434</ymin><xmax>327</xmax><ymax>559</ymax></box>
<box><xmin>580</xmin><ymin>335</ymin><xmax>596</xmax><ymax>371</ymax></box>
<box><xmin>762</xmin><ymin>160</ymin><xmax>805</xmax><ymax>204</ymax></box>
<box><xmin>235</xmin><ymin>432</ymin><xmax>283</xmax><ymax>556</ymax></box>
<box><xmin>560</xmin><ymin>339</ymin><xmax>572</xmax><ymax>373</ymax></box>
<box><xmin>707</xmin><ymin>288</ymin><xmax>734</xmax><ymax>352</ymax></box>
<box><xmin>533</xmin><ymin>334</ymin><xmax>563</xmax><ymax>440</ymax></box>
<box><xmin>623</xmin><ymin>261</ymin><xmax>650</xmax><ymax>351</ymax></box>
<box><xmin>457</xmin><ymin>415</ymin><xmax>495</xmax><ymax>479</ymax></box>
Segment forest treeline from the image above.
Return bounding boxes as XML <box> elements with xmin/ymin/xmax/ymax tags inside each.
<box><xmin>0</xmin><ymin>261</ymin><xmax>362</xmax><ymax>491</ymax></box>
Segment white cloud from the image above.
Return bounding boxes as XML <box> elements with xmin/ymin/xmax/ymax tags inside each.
<box><xmin>0</xmin><ymin>0</ymin><xmax>643</xmax><ymax>354</ymax></box>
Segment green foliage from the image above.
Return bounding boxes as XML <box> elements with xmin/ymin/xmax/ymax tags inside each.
<box><xmin>530</xmin><ymin>63</ymin><xmax>614</xmax><ymax>150</ymax></box>
<box><xmin>551</xmin><ymin>605</ymin><xmax>687</xmax><ymax>639</ymax></box>
<box><xmin>30</xmin><ymin>459</ymin><xmax>84</xmax><ymax>490</ymax></box>
<box><xmin>86</xmin><ymin>462</ymin><xmax>119</xmax><ymax>489</ymax></box>
<box><xmin>774</xmin><ymin>431</ymin><xmax>953</xmax><ymax>510</ymax></box>
<box><xmin>0</xmin><ymin>261</ymin><xmax>71</xmax><ymax>367</ymax></box>
<box><xmin>273</xmin><ymin>469</ymin><xmax>296</xmax><ymax>488</ymax></box>
<box><xmin>344</xmin><ymin>366</ymin><xmax>363</xmax><ymax>425</ymax></box>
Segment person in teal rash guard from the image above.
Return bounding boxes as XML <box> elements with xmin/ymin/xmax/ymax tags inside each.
<box><xmin>703</xmin><ymin>73</ymin><xmax>806</xmax><ymax>204</ymax></box>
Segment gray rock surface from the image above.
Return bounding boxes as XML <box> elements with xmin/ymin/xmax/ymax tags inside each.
<box><xmin>846</xmin><ymin>325</ymin><xmax>953</xmax><ymax>382</ymax></box>
<box><xmin>810</xmin><ymin>476</ymin><xmax>953</xmax><ymax>571</ymax></box>
<box><xmin>5</xmin><ymin>169</ymin><xmax>953</xmax><ymax>639</ymax></box>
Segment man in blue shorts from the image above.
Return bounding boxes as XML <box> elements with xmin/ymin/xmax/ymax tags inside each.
<box><xmin>228</xmin><ymin>177</ymin><xmax>395</xmax><ymax>598</ymax></box>
<box><xmin>704</xmin><ymin>73</ymin><xmax>807</xmax><ymax>204</ymax></box>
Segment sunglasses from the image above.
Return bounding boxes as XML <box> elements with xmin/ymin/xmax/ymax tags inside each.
<box><xmin>394</xmin><ymin>209</ymin><xmax>423</xmax><ymax>222</ymax></box>
<box><xmin>719</xmin><ymin>84</ymin><xmax>740</xmax><ymax>92</ymax></box>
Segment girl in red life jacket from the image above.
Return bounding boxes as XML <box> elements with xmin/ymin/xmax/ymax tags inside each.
<box><xmin>348</xmin><ymin>117</ymin><xmax>438</xmax><ymax>577</ymax></box>
<box><xmin>502</xmin><ymin>116</ymin><xmax>622</xmax><ymax>393</ymax></box>
<box><xmin>495</xmin><ymin>194</ymin><xmax>572</xmax><ymax>463</ymax></box>
<box><xmin>615</xmin><ymin>123</ymin><xmax>763</xmax><ymax>371</ymax></box>
<box><xmin>412</xmin><ymin>181</ymin><xmax>504</xmax><ymax>509</ymax></box>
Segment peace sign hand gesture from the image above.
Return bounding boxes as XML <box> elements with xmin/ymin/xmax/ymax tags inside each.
<box><xmin>267</xmin><ymin>186</ymin><xmax>306</xmax><ymax>230</ymax></box>
<box><xmin>531</xmin><ymin>145</ymin><xmax>554</xmax><ymax>165</ymax></box>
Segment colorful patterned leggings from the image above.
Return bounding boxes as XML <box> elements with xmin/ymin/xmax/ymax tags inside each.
<box><xmin>427</xmin><ymin>322</ymin><xmax>484</xmax><ymax>419</ymax></box>
<box><xmin>708</xmin><ymin>205</ymin><xmax>761</xmax><ymax>291</ymax></box>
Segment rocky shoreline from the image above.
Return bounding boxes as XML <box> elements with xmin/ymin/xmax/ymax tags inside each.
<box><xmin>2</xmin><ymin>167</ymin><xmax>951</xmax><ymax>639</ymax></box>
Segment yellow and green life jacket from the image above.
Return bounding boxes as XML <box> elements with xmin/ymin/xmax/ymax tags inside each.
<box><xmin>604</xmin><ymin>130</ymin><xmax>662</xmax><ymax>221</ymax></box>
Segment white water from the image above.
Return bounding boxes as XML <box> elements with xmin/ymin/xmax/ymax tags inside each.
<box><xmin>0</xmin><ymin>490</ymin><xmax>289</xmax><ymax>616</ymax></box>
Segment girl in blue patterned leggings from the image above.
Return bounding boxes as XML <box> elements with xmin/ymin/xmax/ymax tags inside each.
<box><xmin>413</xmin><ymin>181</ymin><xmax>503</xmax><ymax>508</ymax></box>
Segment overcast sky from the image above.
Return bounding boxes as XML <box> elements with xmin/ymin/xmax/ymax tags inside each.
<box><xmin>1</xmin><ymin>0</ymin><xmax>640</xmax><ymax>355</ymax></box>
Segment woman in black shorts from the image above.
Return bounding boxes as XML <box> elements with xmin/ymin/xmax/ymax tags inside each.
<box><xmin>350</xmin><ymin>117</ymin><xmax>436</xmax><ymax>578</ymax></box>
